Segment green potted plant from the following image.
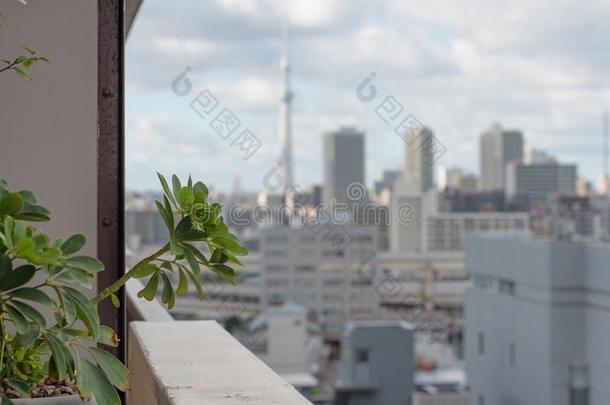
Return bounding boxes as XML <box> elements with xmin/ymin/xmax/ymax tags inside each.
<box><xmin>0</xmin><ymin>174</ymin><xmax>247</xmax><ymax>405</ymax></box>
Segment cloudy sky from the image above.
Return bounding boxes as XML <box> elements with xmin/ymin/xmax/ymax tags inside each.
<box><xmin>125</xmin><ymin>0</ymin><xmax>610</xmax><ymax>192</ymax></box>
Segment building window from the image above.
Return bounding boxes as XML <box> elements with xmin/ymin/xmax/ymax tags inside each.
<box><xmin>474</xmin><ymin>275</ymin><xmax>494</xmax><ymax>290</ymax></box>
<box><xmin>509</xmin><ymin>342</ymin><xmax>516</xmax><ymax>367</ymax></box>
<box><xmin>499</xmin><ymin>279</ymin><xmax>515</xmax><ymax>295</ymax></box>
<box><xmin>570</xmin><ymin>364</ymin><xmax>589</xmax><ymax>405</ymax></box>
<box><xmin>356</xmin><ymin>348</ymin><xmax>369</xmax><ymax>363</ymax></box>
<box><xmin>478</xmin><ymin>332</ymin><xmax>485</xmax><ymax>355</ymax></box>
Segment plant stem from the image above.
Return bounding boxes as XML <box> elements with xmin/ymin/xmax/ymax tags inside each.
<box><xmin>91</xmin><ymin>243</ymin><xmax>169</xmax><ymax>305</ymax></box>
<box><xmin>0</xmin><ymin>60</ymin><xmax>18</xmax><ymax>74</ymax></box>
<box><xmin>0</xmin><ymin>311</ymin><xmax>7</xmax><ymax>379</ymax></box>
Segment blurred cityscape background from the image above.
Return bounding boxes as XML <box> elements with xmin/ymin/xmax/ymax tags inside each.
<box><xmin>125</xmin><ymin>1</ymin><xmax>610</xmax><ymax>404</ymax></box>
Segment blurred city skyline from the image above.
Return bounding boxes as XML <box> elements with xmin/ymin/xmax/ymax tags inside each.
<box><xmin>126</xmin><ymin>0</ymin><xmax>610</xmax><ymax>192</ymax></box>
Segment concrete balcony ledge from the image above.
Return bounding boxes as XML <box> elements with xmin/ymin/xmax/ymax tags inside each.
<box><xmin>128</xmin><ymin>320</ymin><xmax>313</xmax><ymax>405</ymax></box>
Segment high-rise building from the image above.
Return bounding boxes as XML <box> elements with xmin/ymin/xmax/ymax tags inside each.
<box><xmin>505</xmin><ymin>162</ymin><xmax>577</xmax><ymax>206</ymax></box>
<box><xmin>459</xmin><ymin>174</ymin><xmax>478</xmax><ymax>193</ymax></box>
<box><xmin>277</xmin><ymin>21</ymin><xmax>293</xmax><ymax>193</ymax></box>
<box><xmin>439</xmin><ymin>167</ymin><xmax>478</xmax><ymax>193</ymax></box>
<box><xmin>373</xmin><ymin>170</ymin><xmax>401</xmax><ymax>197</ymax></box>
<box><xmin>465</xmin><ymin>234</ymin><xmax>610</xmax><ymax>405</ymax></box>
<box><xmin>323</xmin><ymin>127</ymin><xmax>365</xmax><ymax>205</ymax></box>
<box><xmin>479</xmin><ymin>124</ymin><xmax>524</xmax><ymax>191</ymax></box>
<box><xmin>527</xmin><ymin>149</ymin><xmax>557</xmax><ymax>164</ymax></box>
<box><xmin>406</xmin><ymin>127</ymin><xmax>436</xmax><ymax>193</ymax></box>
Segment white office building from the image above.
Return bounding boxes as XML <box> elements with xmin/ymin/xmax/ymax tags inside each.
<box><xmin>425</xmin><ymin>212</ymin><xmax>529</xmax><ymax>252</ymax></box>
<box><xmin>466</xmin><ymin>234</ymin><xmax>610</xmax><ymax>405</ymax></box>
<box><xmin>479</xmin><ymin>124</ymin><xmax>524</xmax><ymax>191</ymax></box>
<box><xmin>406</xmin><ymin>127</ymin><xmax>436</xmax><ymax>193</ymax></box>
<box><xmin>260</xmin><ymin>225</ymin><xmax>378</xmax><ymax>328</ymax></box>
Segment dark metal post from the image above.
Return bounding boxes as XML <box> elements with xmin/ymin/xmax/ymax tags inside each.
<box><xmin>97</xmin><ymin>0</ymin><xmax>125</xmax><ymax>371</ymax></box>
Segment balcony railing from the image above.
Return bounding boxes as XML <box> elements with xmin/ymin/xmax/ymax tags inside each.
<box><xmin>125</xmin><ymin>279</ymin><xmax>313</xmax><ymax>405</ymax></box>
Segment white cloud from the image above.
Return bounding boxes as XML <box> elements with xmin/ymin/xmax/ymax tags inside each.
<box><xmin>153</xmin><ymin>38</ymin><xmax>218</xmax><ymax>58</ymax></box>
<box><xmin>126</xmin><ymin>0</ymin><xmax>610</xmax><ymax>190</ymax></box>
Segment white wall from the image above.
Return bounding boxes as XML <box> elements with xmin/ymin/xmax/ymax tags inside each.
<box><xmin>0</xmin><ymin>1</ymin><xmax>98</xmax><ymax>259</ymax></box>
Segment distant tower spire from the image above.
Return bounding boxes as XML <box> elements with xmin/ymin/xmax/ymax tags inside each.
<box><xmin>602</xmin><ymin>111</ymin><xmax>608</xmax><ymax>182</ymax></box>
<box><xmin>277</xmin><ymin>18</ymin><xmax>294</xmax><ymax>193</ymax></box>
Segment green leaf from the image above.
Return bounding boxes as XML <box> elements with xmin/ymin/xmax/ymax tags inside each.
<box><xmin>15</xmin><ymin>203</ymin><xmax>51</xmax><ymax>221</ymax></box>
<box><xmin>157</xmin><ymin>172</ymin><xmax>177</xmax><ymax>208</ymax></box>
<box><xmin>169</xmin><ymin>239</ymin><xmax>184</xmax><ymax>255</ymax></box>
<box><xmin>63</xmin><ymin>287</ymin><xmax>100</xmax><ymax>339</ymax></box>
<box><xmin>0</xmin><ymin>254</ymin><xmax>12</xmax><ymax>285</ymax></box>
<box><xmin>62</xmin><ymin>328</ymin><xmax>90</xmax><ymax>338</ymax></box>
<box><xmin>60</xmin><ymin>290</ymin><xmax>77</xmax><ymax>324</ymax></box>
<box><xmin>207</xmin><ymin>222</ymin><xmax>228</xmax><ymax>239</ymax></box>
<box><xmin>211</xmin><ymin>237</ymin><xmax>248</xmax><ymax>256</ymax></box>
<box><xmin>0</xmin><ymin>265</ymin><xmax>35</xmax><ymax>291</ymax></box>
<box><xmin>171</xmin><ymin>175</ymin><xmax>182</xmax><ymax>205</ymax></box>
<box><xmin>61</xmin><ymin>234</ymin><xmax>86</xmax><ymax>254</ymax></box>
<box><xmin>9</xmin><ymin>288</ymin><xmax>54</xmax><ymax>306</ymax></box>
<box><xmin>66</xmin><ymin>256</ymin><xmax>104</xmax><ymax>273</ymax></box>
<box><xmin>14</xmin><ymin>237</ymin><xmax>35</xmax><ymax>259</ymax></box>
<box><xmin>181</xmin><ymin>244</ymin><xmax>201</xmax><ymax>275</ymax></box>
<box><xmin>6</xmin><ymin>378</ymin><xmax>29</xmax><ymax>398</ymax></box>
<box><xmin>98</xmin><ymin>326</ymin><xmax>119</xmax><ymax>347</ymax></box>
<box><xmin>77</xmin><ymin>358</ymin><xmax>121</xmax><ymax>405</ymax></box>
<box><xmin>210</xmin><ymin>248</ymin><xmax>226</xmax><ymax>263</ymax></box>
<box><xmin>111</xmin><ymin>293</ymin><xmax>120</xmax><ymax>308</ymax></box>
<box><xmin>174</xmin><ymin>216</ymin><xmax>206</xmax><ymax>241</ymax></box>
<box><xmin>3</xmin><ymin>216</ymin><xmax>15</xmax><ymax>247</ymax></box>
<box><xmin>227</xmin><ymin>253</ymin><xmax>244</xmax><ymax>267</ymax></box>
<box><xmin>75</xmin><ymin>358</ymin><xmax>93</xmax><ymax>401</ymax></box>
<box><xmin>160</xmin><ymin>272</ymin><xmax>175</xmax><ymax>309</ymax></box>
<box><xmin>13</xmin><ymin>324</ymin><xmax>40</xmax><ymax>347</ymax></box>
<box><xmin>0</xmin><ymin>192</ymin><xmax>23</xmax><ymax>216</ymax></box>
<box><xmin>16</xmin><ymin>190</ymin><xmax>36</xmax><ymax>204</ymax></box>
<box><xmin>12</xmin><ymin>66</ymin><xmax>30</xmax><ymax>81</ymax></box>
<box><xmin>6</xmin><ymin>305</ymin><xmax>28</xmax><ymax>334</ymax></box>
<box><xmin>55</xmin><ymin>267</ymin><xmax>94</xmax><ymax>289</ymax></box>
<box><xmin>163</xmin><ymin>195</ymin><xmax>174</xmax><ymax>230</ymax></box>
<box><xmin>88</xmin><ymin>347</ymin><xmax>129</xmax><ymax>391</ymax></box>
<box><xmin>182</xmin><ymin>242</ymin><xmax>208</xmax><ymax>265</ymax></box>
<box><xmin>179</xmin><ymin>186</ymin><xmax>194</xmax><ymax>208</ymax></box>
<box><xmin>155</xmin><ymin>198</ymin><xmax>174</xmax><ymax>235</ymax></box>
<box><xmin>45</xmin><ymin>333</ymin><xmax>71</xmax><ymax>379</ymax></box>
<box><xmin>193</xmin><ymin>181</ymin><xmax>208</xmax><ymax>203</ymax></box>
<box><xmin>132</xmin><ymin>263</ymin><xmax>157</xmax><ymax>279</ymax></box>
<box><xmin>11</xmin><ymin>220</ymin><xmax>25</xmax><ymax>244</ymax></box>
<box><xmin>137</xmin><ymin>272</ymin><xmax>159</xmax><ymax>301</ymax></box>
<box><xmin>211</xmin><ymin>264</ymin><xmax>237</xmax><ymax>285</ymax></box>
<box><xmin>185</xmin><ymin>268</ymin><xmax>205</xmax><ymax>300</ymax></box>
<box><xmin>177</xmin><ymin>268</ymin><xmax>188</xmax><ymax>295</ymax></box>
<box><xmin>12</xmin><ymin>301</ymin><xmax>45</xmax><ymax>328</ymax></box>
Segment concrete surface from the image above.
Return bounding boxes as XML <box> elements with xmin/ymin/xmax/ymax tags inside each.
<box><xmin>128</xmin><ymin>321</ymin><xmax>313</xmax><ymax>405</ymax></box>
